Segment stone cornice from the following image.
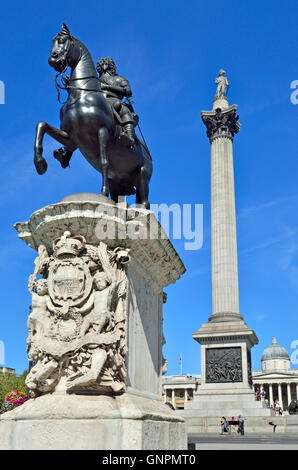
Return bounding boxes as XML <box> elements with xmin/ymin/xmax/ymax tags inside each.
<box><xmin>192</xmin><ymin>326</ymin><xmax>258</xmax><ymax>348</ymax></box>
<box><xmin>253</xmin><ymin>379</ymin><xmax>298</xmax><ymax>384</ymax></box>
<box><xmin>14</xmin><ymin>195</ymin><xmax>186</xmax><ymax>293</ymax></box>
<box><xmin>253</xmin><ymin>371</ymin><xmax>298</xmax><ymax>379</ymax></box>
<box><xmin>201</xmin><ymin>104</ymin><xmax>241</xmax><ymax>143</ymax></box>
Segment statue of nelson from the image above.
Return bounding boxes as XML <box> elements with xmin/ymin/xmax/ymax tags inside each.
<box><xmin>97</xmin><ymin>57</ymin><xmax>136</xmax><ymax>148</ymax></box>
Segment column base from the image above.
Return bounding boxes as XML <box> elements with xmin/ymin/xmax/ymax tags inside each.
<box><xmin>192</xmin><ymin>314</ymin><xmax>259</xmax><ymax>393</ymax></box>
<box><xmin>185</xmin><ymin>391</ymin><xmax>272</xmax><ymax>417</ymax></box>
<box><xmin>208</xmin><ymin>312</ymin><xmax>245</xmax><ymax>323</ymax></box>
<box><xmin>192</xmin><ymin>313</ymin><xmax>258</xmax><ymax>348</ymax></box>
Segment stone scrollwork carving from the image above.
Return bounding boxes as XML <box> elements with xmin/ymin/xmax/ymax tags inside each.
<box><xmin>206</xmin><ymin>347</ymin><xmax>242</xmax><ymax>383</ymax></box>
<box><xmin>26</xmin><ymin>231</ymin><xmax>131</xmax><ymax>395</ymax></box>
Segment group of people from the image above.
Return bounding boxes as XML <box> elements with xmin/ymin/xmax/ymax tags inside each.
<box><xmin>220</xmin><ymin>416</ymin><xmax>244</xmax><ymax>435</ymax></box>
<box><xmin>255</xmin><ymin>388</ymin><xmax>283</xmax><ymax>415</ymax></box>
<box><xmin>273</xmin><ymin>399</ymin><xmax>283</xmax><ymax>416</ymax></box>
<box><xmin>220</xmin><ymin>415</ymin><xmax>280</xmax><ymax>434</ymax></box>
<box><xmin>255</xmin><ymin>387</ymin><xmax>266</xmax><ymax>402</ymax></box>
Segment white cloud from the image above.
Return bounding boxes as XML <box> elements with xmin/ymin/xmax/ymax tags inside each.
<box><xmin>238</xmin><ymin>194</ymin><xmax>298</xmax><ymax>219</ymax></box>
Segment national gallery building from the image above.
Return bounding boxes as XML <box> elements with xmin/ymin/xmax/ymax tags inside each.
<box><xmin>162</xmin><ymin>337</ymin><xmax>298</xmax><ymax>412</ymax></box>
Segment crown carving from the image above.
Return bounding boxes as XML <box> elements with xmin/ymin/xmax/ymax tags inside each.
<box><xmin>53</xmin><ymin>231</ymin><xmax>85</xmax><ymax>257</ymax></box>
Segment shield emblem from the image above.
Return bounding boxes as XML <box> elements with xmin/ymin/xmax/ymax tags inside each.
<box><xmin>48</xmin><ymin>258</ymin><xmax>92</xmax><ymax>307</ymax></box>
<box><xmin>53</xmin><ymin>263</ymin><xmax>85</xmax><ymax>300</ymax></box>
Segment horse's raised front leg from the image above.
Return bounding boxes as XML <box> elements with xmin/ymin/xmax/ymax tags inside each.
<box><xmin>98</xmin><ymin>128</ymin><xmax>110</xmax><ymax>197</ymax></box>
<box><xmin>34</xmin><ymin>121</ymin><xmax>74</xmax><ymax>175</ymax></box>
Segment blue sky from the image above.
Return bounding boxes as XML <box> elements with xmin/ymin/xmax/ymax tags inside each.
<box><xmin>0</xmin><ymin>0</ymin><xmax>297</xmax><ymax>375</ymax></box>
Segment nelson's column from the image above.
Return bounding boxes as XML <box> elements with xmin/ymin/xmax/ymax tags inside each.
<box><xmin>183</xmin><ymin>70</ymin><xmax>271</xmax><ymax>427</ymax></box>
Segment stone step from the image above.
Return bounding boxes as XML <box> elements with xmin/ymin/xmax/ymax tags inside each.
<box><xmin>182</xmin><ymin>409</ymin><xmax>272</xmax><ymax>417</ymax></box>
<box><xmin>181</xmin><ymin>415</ymin><xmax>288</xmax><ymax>434</ymax></box>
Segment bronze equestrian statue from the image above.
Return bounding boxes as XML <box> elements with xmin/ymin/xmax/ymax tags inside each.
<box><xmin>34</xmin><ymin>24</ymin><xmax>152</xmax><ymax>208</ymax></box>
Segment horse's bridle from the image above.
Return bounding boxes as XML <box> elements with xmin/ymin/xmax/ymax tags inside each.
<box><xmin>54</xmin><ymin>37</ymin><xmax>101</xmax><ymax>102</ymax></box>
<box><xmin>55</xmin><ymin>73</ymin><xmax>102</xmax><ymax>103</ymax></box>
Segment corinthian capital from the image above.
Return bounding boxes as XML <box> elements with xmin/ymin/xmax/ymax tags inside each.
<box><xmin>201</xmin><ymin>106</ymin><xmax>240</xmax><ymax>142</ymax></box>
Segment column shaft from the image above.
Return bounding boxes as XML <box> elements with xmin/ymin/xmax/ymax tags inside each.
<box><xmin>211</xmin><ymin>136</ymin><xmax>239</xmax><ymax>315</ymax></box>
<box><xmin>261</xmin><ymin>384</ymin><xmax>264</xmax><ymax>401</ymax></box>
<box><xmin>287</xmin><ymin>383</ymin><xmax>292</xmax><ymax>408</ymax></box>
<box><xmin>269</xmin><ymin>384</ymin><xmax>273</xmax><ymax>407</ymax></box>
<box><xmin>278</xmin><ymin>384</ymin><xmax>283</xmax><ymax>410</ymax></box>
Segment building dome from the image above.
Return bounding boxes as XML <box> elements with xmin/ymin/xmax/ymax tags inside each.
<box><xmin>261</xmin><ymin>337</ymin><xmax>290</xmax><ymax>361</ymax></box>
<box><xmin>261</xmin><ymin>337</ymin><xmax>290</xmax><ymax>371</ymax></box>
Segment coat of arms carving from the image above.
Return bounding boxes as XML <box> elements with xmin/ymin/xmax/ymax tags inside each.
<box><xmin>26</xmin><ymin>231</ymin><xmax>131</xmax><ymax>395</ymax></box>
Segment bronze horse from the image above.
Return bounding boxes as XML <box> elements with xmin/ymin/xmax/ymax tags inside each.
<box><xmin>34</xmin><ymin>24</ymin><xmax>152</xmax><ymax>208</ymax></box>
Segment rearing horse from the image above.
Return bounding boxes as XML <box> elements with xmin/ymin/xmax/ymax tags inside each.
<box><xmin>34</xmin><ymin>24</ymin><xmax>152</xmax><ymax>208</ymax></box>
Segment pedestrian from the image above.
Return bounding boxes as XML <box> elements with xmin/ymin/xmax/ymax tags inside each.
<box><xmin>230</xmin><ymin>416</ymin><xmax>237</xmax><ymax>434</ymax></box>
<box><xmin>220</xmin><ymin>417</ymin><xmax>224</xmax><ymax>434</ymax></box>
<box><xmin>269</xmin><ymin>421</ymin><xmax>277</xmax><ymax>432</ymax></box>
<box><xmin>220</xmin><ymin>417</ymin><xmax>228</xmax><ymax>435</ymax></box>
<box><xmin>275</xmin><ymin>400</ymin><xmax>280</xmax><ymax>416</ymax></box>
<box><xmin>237</xmin><ymin>415</ymin><xmax>244</xmax><ymax>435</ymax></box>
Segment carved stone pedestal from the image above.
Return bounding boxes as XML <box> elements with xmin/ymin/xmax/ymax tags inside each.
<box><xmin>0</xmin><ymin>194</ymin><xmax>186</xmax><ymax>450</ymax></box>
<box><xmin>0</xmin><ymin>393</ymin><xmax>186</xmax><ymax>450</ymax></box>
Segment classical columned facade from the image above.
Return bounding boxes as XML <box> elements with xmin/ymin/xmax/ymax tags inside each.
<box><xmin>253</xmin><ymin>378</ymin><xmax>298</xmax><ymax>410</ymax></box>
<box><xmin>162</xmin><ymin>375</ymin><xmax>198</xmax><ymax>409</ymax></box>
<box><xmin>0</xmin><ymin>367</ymin><xmax>15</xmax><ymax>374</ymax></box>
<box><xmin>252</xmin><ymin>337</ymin><xmax>298</xmax><ymax>410</ymax></box>
<box><xmin>163</xmin><ymin>373</ymin><xmax>298</xmax><ymax>411</ymax></box>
